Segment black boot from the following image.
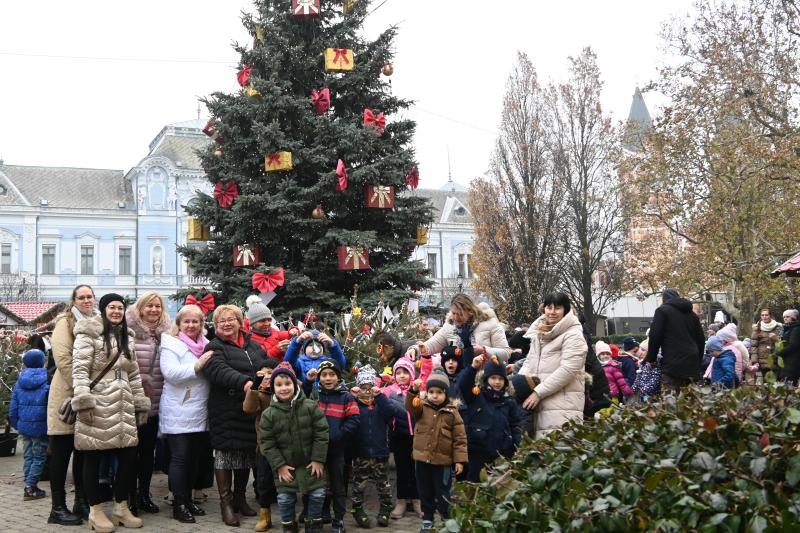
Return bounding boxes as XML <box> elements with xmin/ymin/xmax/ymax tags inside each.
<box><xmin>187</xmin><ymin>501</ymin><xmax>206</xmax><ymax>516</ymax></box>
<box><xmin>173</xmin><ymin>504</ymin><xmax>196</xmax><ymax>523</ymax></box>
<box><xmin>48</xmin><ymin>489</ymin><xmax>83</xmax><ymax>526</ymax></box>
<box><xmin>322</xmin><ymin>496</ymin><xmax>332</xmax><ymax>524</ymax></box>
<box><xmin>352</xmin><ymin>506</ymin><xmax>371</xmax><ymax>529</ymax></box>
<box><xmin>72</xmin><ymin>486</ymin><xmax>89</xmax><ymax>520</ymax></box>
<box><xmin>232</xmin><ymin>469</ymin><xmax>257</xmax><ymax>516</ymax></box>
<box><xmin>127</xmin><ymin>491</ymin><xmax>139</xmax><ymax>517</ymax></box>
<box><xmin>376</xmin><ymin>503</ymin><xmax>392</xmax><ymax>527</ymax></box>
<box><xmin>138</xmin><ymin>490</ymin><xmax>161</xmax><ymax>513</ymax></box>
<box><xmin>281</xmin><ymin>520</ymin><xmax>299</xmax><ymax>533</ymax></box>
<box><xmin>331</xmin><ymin>518</ymin><xmax>347</xmax><ymax>533</ymax></box>
<box><xmin>306</xmin><ymin>517</ymin><xmax>324</xmax><ymax>533</ymax></box>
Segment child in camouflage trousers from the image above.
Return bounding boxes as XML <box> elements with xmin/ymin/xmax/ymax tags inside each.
<box><xmin>349</xmin><ymin>366</ymin><xmax>406</xmax><ymax>528</ymax></box>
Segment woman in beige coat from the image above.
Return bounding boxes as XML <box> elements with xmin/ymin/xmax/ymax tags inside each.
<box><xmin>518</xmin><ymin>292</ymin><xmax>587</xmax><ymax>440</ymax></box>
<box><xmin>408</xmin><ymin>294</ymin><xmax>511</xmax><ymax>362</ymax></box>
<box><xmin>46</xmin><ymin>284</ymin><xmax>96</xmax><ymax>525</ymax></box>
<box><xmin>71</xmin><ymin>293</ymin><xmax>150</xmax><ymax>532</ymax></box>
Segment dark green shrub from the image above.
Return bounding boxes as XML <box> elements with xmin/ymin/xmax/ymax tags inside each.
<box><xmin>598</xmin><ymin>334</ymin><xmax>648</xmax><ymax>346</ymax></box>
<box><xmin>0</xmin><ymin>335</ymin><xmax>24</xmax><ymax>424</ymax></box>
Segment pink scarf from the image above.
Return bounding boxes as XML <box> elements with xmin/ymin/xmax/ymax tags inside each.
<box><xmin>179</xmin><ymin>332</ymin><xmax>209</xmax><ymax>358</ymax></box>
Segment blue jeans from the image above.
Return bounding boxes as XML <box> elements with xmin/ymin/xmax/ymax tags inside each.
<box><xmin>22</xmin><ymin>436</ymin><xmax>48</xmax><ymax>487</ymax></box>
<box><xmin>277</xmin><ymin>487</ymin><xmax>325</xmax><ymax>523</ymax></box>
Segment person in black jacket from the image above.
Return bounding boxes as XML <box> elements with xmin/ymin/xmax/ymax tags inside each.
<box><xmin>204</xmin><ymin>305</ymin><xmax>268</xmax><ymax>527</ymax></box>
<box><xmin>578</xmin><ymin>317</ymin><xmax>611</xmax><ymax>416</ymax></box>
<box><xmin>778</xmin><ymin>309</ymin><xmax>800</xmax><ymax>385</ymax></box>
<box><xmin>645</xmin><ymin>289</ymin><xmax>705</xmax><ymax>393</ymax></box>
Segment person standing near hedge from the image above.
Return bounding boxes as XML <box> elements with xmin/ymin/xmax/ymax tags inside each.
<box><xmin>750</xmin><ymin>308</ymin><xmax>782</xmax><ymax>381</ymax></box>
<box><xmin>778</xmin><ymin>310</ymin><xmax>800</xmax><ymax>386</ymax></box>
<box><xmin>46</xmin><ymin>284</ymin><xmax>96</xmax><ymax>526</ymax></box>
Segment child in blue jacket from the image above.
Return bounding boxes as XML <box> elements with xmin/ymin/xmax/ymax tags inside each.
<box><xmin>457</xmin><ymin>351</ymin><xmax>522</xmax><ymax>483</ymax></box>
<box><xmin>705</xmin><ymin>336</ymin><xmax>737</xmax><ymax>389</ymax></box>
<box><xmin>9</xmin><ymin>349</ymin><xmax>50</xmax><ymax>500</ymax></box>
<box><xmin>285</xmin><ymin>329</ymin><xmax>346</xmax><ymax>384</ymax></box>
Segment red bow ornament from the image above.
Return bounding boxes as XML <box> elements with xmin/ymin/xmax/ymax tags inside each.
<box><xmin>405</xmin><ymin>166</ymin><xmax>419</xmax><ymax>189</ymax></box>
<box><xmin>202</xmin><ymin>119</ymin><xmax>224</xmax><ymax>144</ymax></box>
<box><xmin>363</xmin><ymin>109</ymin><xmax>386</xmax><ymax>136</ymax></box>
<box><xmin>252</xmin><ymin>268</ymin><xmax>285</xmax><ymax>293</ymax></box>
<box><xmin>311</xmin><ymin>88</ymin><xmax>330</xmax><ymax>115</ymax></box>
<box><xmin>185</xmin><ymin>293</ymin><xmax>216</xmax><ymax>316</ymax></box>
<box><xmin>336</xmin><ymin>159</ymin><xmax>348</xmax><ymax>192</ymax></box>
<box><xmin>237</xmin><ymin>64</ymin><xmax>253</xmax><ymax>87</ymax></box>
<box><xmin>214</xmin><ymin>180</ymin><xmax>239</xmax><ymax>208</ymax></box>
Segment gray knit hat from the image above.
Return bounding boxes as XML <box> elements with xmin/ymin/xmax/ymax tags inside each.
<box><xmin>246</xmin><ymin>301</ymin><xmax>272</xmax><ymax>323</ymax></box>
<box><xmin>426</xmin><ymin>366</ymin><xmax>450</xmax><ymax>393</ymax></box>
<box><xmin>356</xmin><ymin>365</ymin><xmax>378</xmax><ymax>387</ymax></box>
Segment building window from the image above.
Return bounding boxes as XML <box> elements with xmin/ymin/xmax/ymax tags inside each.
<box><xmin>1</xmin><ymin>243</ymin><xmax>10</xmax><ymax>274</ymax></box>
<box><xmin>42</xmin><ymin>245</ymin><xmax>56</xmax><ymax>275</ymax></box>
<box><xmin>80</xmin><ymin>245</ymin><xmax>94</xmax><ymax>275</ymax></box>
<box><xmin>119</xmin><ymin>247</ymin><xmax>132</xmax><ymax>276</ymax></box>
<box><xmin>458</xmin><ymin>253</ymin><xmax>474</xmax><ymax>279</ymax></box>
<box><xmin>427</xmin><ymin>253</ymin><xmax>438</xmax><ymax>278</ymax></box>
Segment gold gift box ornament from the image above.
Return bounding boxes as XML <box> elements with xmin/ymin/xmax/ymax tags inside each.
<box><xmin>188</xmin><ymin>218</ymin><xmax>210</xmax><ymax>241</ymax></box>
<box><xmin>325</xmin><ymin>48</ymin><xmax>354</xmax><ymax>72</ymax></box>
<box><xmin>265</xmin><ymin>151</ymin><xmax>293</xmax><ymax>172</ymax></box>
<box><xmin>416</xmin><ymin>227</ymin><xmax>429</xmax><ymax>245</ymax></box>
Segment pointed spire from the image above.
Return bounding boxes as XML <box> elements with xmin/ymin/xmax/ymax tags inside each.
<box><xmin>623</xmin><ymin>87</ymin><xmax>653</xmax><ymax>152</ymax></box>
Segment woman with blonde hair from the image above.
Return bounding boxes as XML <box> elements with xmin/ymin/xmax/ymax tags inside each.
<box><xmin>203</xmin><ymin>304</ymin><xmax>268</xmax><ymax>526</ymax></box>
<box><xmin>158</xmin><ymin>304</ymin><xmax>213</xmax><ymax>523</ymax></box>
<box><xmin>126</xmin><ymin>291</ymin><xmax>170</xmax><ymax>515</ymax></box>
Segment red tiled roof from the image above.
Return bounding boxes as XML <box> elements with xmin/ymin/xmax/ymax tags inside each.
<box><xmin>0</xmin><ymin>301</ymin><xmax>62</xmax><ymax>322</ymax></box>
<box><xmin>770</xmin><ymin>252</ymin><xmax>800</xmax><ymax>277</ymax></box>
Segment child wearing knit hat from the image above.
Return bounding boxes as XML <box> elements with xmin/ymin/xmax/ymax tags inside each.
<box><xmin>406</xmin><ymin>367</ymin><xmax>468</xmax><ymax>531</ymax></box>
<box><xmin>703</xmin><ymin>336</ymin><xmax>737</xmax><ymax>389</ymax></box>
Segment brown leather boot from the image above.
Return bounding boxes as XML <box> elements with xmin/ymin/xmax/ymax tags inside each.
<box><xmin>233</xmin><ymin>469</ymin><xmax>257</xmax><ymax>516</ymax></box>
<box><xmin>215</xmin><ymin>469</ymin><xmax>240</xmax><ymax>526</ymax></box>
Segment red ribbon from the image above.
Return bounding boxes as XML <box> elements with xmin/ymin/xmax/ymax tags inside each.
<box><xmin>214</xmin><ymin>180</ymin><xmax>239</xmax><ymax>208</ymax></box>
<box><xmin>266</xmin><ymin>153</ymin><xmax>282</xmax><ymax>168</ymax></box>
<box><xmin>252</xmin><ymin>268</ymin><xmax>285</xmax><ymax>293</ymax></box>
<box><xmin>237</xmin><ymin>64</ymin><xmax>253</xmax><ymax>87</ymax></box>
<box><xmin>331</xmin><ymin>48</ymin><xmax>351</xmax><ymax>65</ymax></box>
<box><xmin>363</xmin><ymin>109</ymin><xmax>386</xmax><ymax>132</ymax></box>
<box><xmin>336</xmin><ymin>159</ymin><xmax>348</xmax><ymax>192</ymax></box>
<box><xmin>311</xmin><ymin>88</ymin><xmax>330</xmax><ymax>115</ymax></box>
<box><xmin>202</xmin><ymin>119</ymin><xmax>224</xmax><ymax>144</ymax></box>
<box><xmin>184</xmin><ymin>293</ymin><xmax>216</xmax><ymax>316</ymax></box>
<box><xmin>405</xmin><ymin>166</ymin><xmax>419</xmax><ymax>189</ymax></box>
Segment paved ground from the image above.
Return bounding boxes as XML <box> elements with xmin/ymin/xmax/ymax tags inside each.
<box><xmin>0</xmin><ymin>438</ymin><xmax>425</xmax><ymax>532</ymax></box>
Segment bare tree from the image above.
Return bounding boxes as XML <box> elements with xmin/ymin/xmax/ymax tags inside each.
<box><xmin>0</xmin><ymin>274</ymin><xmax>41</xmax><ymax>302</ymax></box>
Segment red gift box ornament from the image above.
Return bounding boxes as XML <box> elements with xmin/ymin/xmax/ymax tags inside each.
<box><xmin>405</xmin><ymin>165</ymin><xmax>419</xmax><ymax>189</ymax></box>
<box><xmin>336</xmin><ymin>159</ymin><xmax>348</xmax><ymax>192</ymax></box>
<box><xmin>311</xmin><ymin>88</ymin><xmax>330</xmax><ymax>115</ymax></box>
<box><xmin>363</xmin><ymin>109</ymin><xmax>386</xmax><ymax>136</ymax></box>
<box><xmin>252</xmin><ymin>267</ymin><xmax>285</xmax><ymax>293</ymax></box>
<box><xmin>237</xmin><ymin>64</ymin><xmax>253</xmax><ymax>87</ymax></box>
<box><xmin>233</xmin><ymin>244</ymin><xmax>262</xmax><ymax>267</ymax></box>
<box><xmin>214</xmin><ymin>180</ymin><xmax>239</xmax><ymax>208</ymax></box>
<box><xmin>184</xmin><ymin>293</ymin><xmax>216</xmax><ymax>316</ymax></box>
<box><xmin>202</xmin><ymin>119</ymin><xmax>224</xmax><ymax>144</ymax></box>
<box><xmin>337</xmin><ymin>246</ymin><xmax>370</xmax><ymax>270</ymax></box>
<box><xmin>365</xmin><ymin>185</ymin><xmax>395</xmax><ymax>208</ymax></box>
<box><xmin>292</xmin><ymin>0</ymin><xmax>320</xmax><ymax>17</ymax></box>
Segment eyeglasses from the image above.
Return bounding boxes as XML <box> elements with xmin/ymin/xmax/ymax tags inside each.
<box><xmin>217</xmin><ymin>318</ymin><xmax>239</xmax><ymax>325</ymax></box>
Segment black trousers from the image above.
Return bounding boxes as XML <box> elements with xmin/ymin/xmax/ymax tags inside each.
<box><xmin>83</xmin><ymin>447</ymin><xmax>137</xmax><ymax>505</ymax></box>
<box><xmin>390</xmin><ymin>434</ymin><xmax>417</xmax><ymax>499</ymax></box>
<box><xmin>166</xmin><ymin>432</ymin><xmax>207</xmax><ymax>507</ymax></box>
<box><xmin>255</xmin><ymin>453</ymin><xmax>277</xmax><ymax>508</ymax></box>
<box><xmin>135</xmin><ymin>415</ymin><xmax>158</xmax><ymax>495</ymax></box>
<box><xmin>415</xmin><ymin>462</ymin><xmax>452</xmax><ymax>521</ymax></box>
<box><xmin>465</xmin><ymin>451</ymin><xmax>496</xmax><ymax>483</ymax></box>
<box><xmin>49</xmin><ymin>435</ymin><xmax>84</xmax><ymax>497</ymax></box>
<box><xmin>326</xmin><ymin>448</ymin><xmax>347</xmax><ymax>520</ymax></box>
<box><xmin>193</xmin><ymin>431</ymin><xmax>214</xmax><ymax>490</ymax></box>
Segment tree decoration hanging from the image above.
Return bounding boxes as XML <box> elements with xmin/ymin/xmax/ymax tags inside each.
<box><xmin>363</xmin><ymin>109</ymin><xmax>386</xmax><ymax>136</ymax></box>
<box><xmin>405</xmin><ymin>165</ymin><xmax>419</xmax><ymax>189</ymax></box>
<box><xmin>343</xmin><ymin>0</ymin><xmax>359</xmax><ymax>14</ymax></box>
<box><xmin>213</xmin><ymin>180</ymin><xmax>239</xmax><ymax>208</ymax></box>
<box><xmin>336</xmin><ymin>159</ymin><xmax>349</xmax><ymax>191</ymax></box>
<box><xmin>184</xmin><ymin>293</ymin><xmax>216</xmax><ymax>316</ymax></box>
<box><xmin>233</xmin><ymin>244</ymin><xmax>262</xmax><ymax>267</ymax></box>
<box><xmin>337</xmin><ymin>245</ymin><xmax>370</xmax><ymax>270</ymax></box>
<box><xmin>311</xmin><ymin>88</ymin><xmax>331</xmax><ymax>114</ymax></box>
<box><xmin>265</xmin><ymin>151</ymin><xmax>293</xmax><ymax>172</ymax></box>
<box><xmin>252</xmin><ymin>267</ymin><xmax>285</xmax><ymax>293</ymax></box>
<box><xmin>365</xmin><ymin>185</ymin><xmax>395</xmax><ymax>208</ymax></box>
<box><xmin>237</xmin><ymin>64</ymin><xmax>254</xmax><ymax>86</ymax></box>
<box><xmin>382</xmin><ymin>62</ymin><xmax>394</xmax><ymax>76</ymax></box>
<box><xmin>292</xmin><ymin>0</ymin><xmax>320</xmax><ymax>17</ymax></box>
<box><xmin>312</xmin><ymin>203</ymin><xmax>326</xmax><ymax>219</ymax></box>
<box><xmin>325</xmin><ymin>48</ymin><xmax>354</xmax><ymax>72</ymax></box>
<box><xmin>202</xmin><ymin>119</ymin><xmax>224</xmax><ymax>144</ymax></box>
<box><xmin>188</xmin><ymin>218</ymin><xmax>210</xmax><ymax>241</ymax></box>
<box><xmin>214</xmin><ymin>148</ymin><xmax>223</xmax><ymax>158</ymax></box>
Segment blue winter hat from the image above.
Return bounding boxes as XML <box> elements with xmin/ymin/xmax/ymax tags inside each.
<box><xmin>705</xmin><ymin>336</ymin><xmax>724</xmax><ymax>353</ymax></box>
<box><xmin>23</xmin><ymin>349</ymin><xmax>46</xmax><ymax>369</ymax></box>
<box><xmin>622</xmin><ymin>337</ymin><xmax>639</xmax><ymax>351</ymax></box>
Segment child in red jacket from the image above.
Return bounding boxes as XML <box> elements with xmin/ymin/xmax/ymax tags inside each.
<box><xmin>596</xmin><ymin>341</ymin><xmax>632</xmax><ymax>402</ymax></box>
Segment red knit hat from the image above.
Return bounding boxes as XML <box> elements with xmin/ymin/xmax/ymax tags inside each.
<box><xmin>609</xmin><ymin>344</ymin><xmax>620</xmax><ymax>359</ymax></box>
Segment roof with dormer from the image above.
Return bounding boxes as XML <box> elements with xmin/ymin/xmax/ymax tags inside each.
<box><xmin>0</xmin><ymin>164</ymin><xmax>131</xmax><ymax>209</ymax></box>
<box><xmin>144</xmin><ymin>118</ymin><xmax>210</xmax><ymax>170</ymax></box>
<box><xmin>413</xmin><ymin>187</ymin><xmax>472</xmax><ymax>225</ymax></box>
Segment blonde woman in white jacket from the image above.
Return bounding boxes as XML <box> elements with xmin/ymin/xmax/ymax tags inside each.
<box><xmin>518</xmin><ymin>292</ymin><xmax>587</xmax><ymax>440</ymax></box>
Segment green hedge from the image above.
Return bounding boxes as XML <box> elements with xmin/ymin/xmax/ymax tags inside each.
<box><xmin>596</xmin><ymin>334</ymin><xmax>648</xmax><ymax>346</ymax></box>
<box><xmin>448</xmin><ymin>385</ymin><xmax>800</xmax><ymax>532</ymax></box>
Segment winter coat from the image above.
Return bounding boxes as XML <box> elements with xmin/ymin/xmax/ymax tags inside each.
<box><xmin>158</xmin><ymin>333</ymin><xmax>210</xmax><ymax>435</ymax></box>
<box><xmin>70</xmin><ymin>317</ymin><xmax>151</xmax><ymax>451</ymax></box>
<box><xmin>422</xmin><ymin>304</ymin><xmax>511</xmax><ymax>362</ymax></box>
<box><xmin>615</xmin><ymin>353</ymin><xmax>639</xmax><ymax>387</ymax></box>
<box><xmin>353</xmin><ymin>393</ymin><xmax>406</xmax><ymax>459</ymax></box>
<box><xmin>778</xmin><ymin>322</ymin><xmax>800</xmax><ymax>382</ymax></box>
<box><xmin>645</xmin><ymin>298</ymin><xmax>705</xmax><ymax>380</ymax></box>
<box><xmin>582</xmin><ymin>329</ymin><xmax>611</xmax><ymax>417</ymax></box>
<box><xmin>284</xmin><ymin>338</ymin><xmax>346</xmax><ymax>383</ymax></box>
<box><xmin>405</xmin><ymin>389</ymin><xmax>468</xmax><ymax>466</ymax></box>
<box><xmin>306</xmin><ymin>382</ymin><xmax>360</xmax><ymax>449</ymax></box>
<box><xmin>602</xmin><ymin>361</ymin><xmax>633</xmax><ymax>399</ymax></box>
<box><xmin>126</xmin><ymin>308</ymin><xmax>169</xmax><ymax>417</ymax></box>
<box><xmin>383</xmin><ymin>387</ymin><xmax>415</xmax><ymax>436</ymax></box>
<box><xmin>710</xmin><ymin>349</ymin><xmax>737</xmax><ymax>389</ymax></box>
<box><xmin>456</xmin><ymin>365</ymin><xmax>521</xmax><ymax>456</ymax></box>
<box><xmin>243</xmin><ymin>389</ymin><xmax>271</xmax><ymax>455</ymax></box>
<box><xmin>10</xmin><ymin>368</ymin><xmax>49</xmax><ymax>437</ymax></box>
<box><xmin>47</xmin><ymin>314</ymin><xmax>77</xmax><ymax>435</ymax></box>
<box><xmin>750</xmin><ymin>320</ymin><xmax>782</xmax><ymax>367</ymax></box>
<box><xmin>249</xmin><ymin>327</ymin><xmax>292</xmax><ymax>361</ymax></box>
<box><xmin>259</xmin><ymin>387</ymin><xmax>329</xmax><ymax>494</ymax></box>
<box><xmin>204</xmin><ymin>332</ymin><xmax>268</xmax><ymax>451</ymax></box>
<box><xmin>519</xmin><ymin>314</ymin><xmax>587</xmax><ymax>440</ymax></box>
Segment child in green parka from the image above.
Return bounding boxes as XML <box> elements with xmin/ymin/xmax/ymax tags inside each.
<box><xmin>259</xmin><ymin>362</ymin><xmax>329</xmax><ymax>533</ymax></box>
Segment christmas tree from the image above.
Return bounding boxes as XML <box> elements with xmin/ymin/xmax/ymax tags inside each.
<box><xmin>181</xmin><ymin>0</ymin><xmax>434</xmax><ymax>319</ymax></box>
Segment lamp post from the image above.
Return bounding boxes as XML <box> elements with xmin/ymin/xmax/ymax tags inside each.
<box><xmin>457</xmin><ymin>274</ymin><xmax>464</xmax><ymax>294</ymax></box>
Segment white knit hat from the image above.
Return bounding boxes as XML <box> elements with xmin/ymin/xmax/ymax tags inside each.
<box><xmin>595</xmin><ymin>340</ymin><xmax>612</xmax><ymax>355</ymax></box>
<box><xmin>246</xmin><ymin>301</ymin><xmax>272</xmax><ymax>323</ymax></box>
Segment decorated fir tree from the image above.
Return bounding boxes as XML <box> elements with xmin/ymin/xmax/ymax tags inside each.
<box><xmin>181</xmin><ymin>0</ymin><xmax>433</xmax><ymax>318</ymax></box>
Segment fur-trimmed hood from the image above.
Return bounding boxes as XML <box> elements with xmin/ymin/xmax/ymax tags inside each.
<box><xmin>73</xmin><ymin>315</ymin><xmax>135</xmax><ymax>340</ymax></box>
<box><xmin>125</xmin><ymin>307</ymin><xmax>170</xmax><ymax>339</ymax></box>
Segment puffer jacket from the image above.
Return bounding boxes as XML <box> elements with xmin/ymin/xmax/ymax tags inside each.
<box><xmin>10</xmin><ymin>368</ymin><xmax>49</xmax><ymax>437</ymax></box>
<box><xmin>422</xmin><ymin>304</ymin><xmax>511</xmax><ymax>362</ymax></box>
<box><xmin>602</xmin><ymin>360</ymin><xmax>633</xmax><ymax>399</ymax></box>
<box><xmin>750</xmin><ymin>320</ymin><xmax>782</xmax><ymax>367</ymax></box>
<box><xmin>306</xmin><ymin>382</ymin><xmax>360</xmax><ymax>448</ymax></box>
<box><xmin>126</xmin><ymin>308</ymin><xmax>169</xmax><ymax>417</ymax></box>
<box><xmin>381</xmin><ymin>357</ymin><xmax>418</xmax><ymax>436</ymax></box>
<box><xmin>249</xmin><ymin>327</ymin><xmax>292</xmax><ymax>361</ymax></box>
<box><xmin>47</xmin><ymin>314</ymin><xmax>78</xmax><ymax>435</ymax></box>
<box><xmin>353</xmin><ymin>393</ymin><xmax>406</xmax><ymax>459</ymax></box>
<box><xmin>405</xmin><ymin>389</ymin><xmax>468</xmax><ymax>465</ymax></box>
<box><xmin>519</xmin><ymin>314</ymin><xmax>587</xmax><ymax>440</ymax></box>
<box><xmin>158</xmin><ymin>333</ymin><xmax>210</xmax><ymax>435</ymax></box>
<box><xmin>259</xmin><ymin>386</ymin><xmax>329</xmax><ymax>494</ymax></box>
<box><xmin>70</xmin><ymin>317</ymin><xmax>151</xmax><ymax>451</ymax></box>
<box><xmin>204</xmin><ymin>332</ymin><xmax>268</xmax><ymax>451</ymax></box>
<box><xmin>284</xmin><ymin>337</ymin><xmax>346</xmax><ymax>383</ymax></box>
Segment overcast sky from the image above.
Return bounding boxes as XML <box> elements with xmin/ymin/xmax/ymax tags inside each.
<box><xmin>0</xmin><ymin>0</ymin><xmax>695</xmax><ymax>189</ymax></box>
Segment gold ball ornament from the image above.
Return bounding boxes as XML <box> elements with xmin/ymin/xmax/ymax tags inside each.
<box><xmin>312</xmin><ymin>204</ymin><xmax>325</xmax><ymax>219</ymax></box>
<box><xmin>382</xmin><ymin>62</ymin><xmax>394</xmax><ymax>76</ymax></box>
<box><xmin>213</xmin><ymin>148</ymin><xmax>223</xmax><ymax>158</ymax></box>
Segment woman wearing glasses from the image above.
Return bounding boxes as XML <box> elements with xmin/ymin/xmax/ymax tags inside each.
<box><xmin>203</xmin><ymin>304</ymin><xmax>268</xmax><ymax>526</ymax></box>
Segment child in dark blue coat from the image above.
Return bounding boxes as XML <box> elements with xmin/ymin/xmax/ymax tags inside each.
<box><xmin>285</xmin><ymin>329</ymin><xmax>346</xmax><ymax>385</ymax></box>
<box><xmin>10</xmin><ymin>349</ymin><xmax>50</xmax><ymax>500</ymax></box>
<box><xmin>457</xmin><ymin>352</ymin><xmax>522</xmax><ymax>483</ymax></box>
<box><xmin>705</xmin><ymin>336</ymin><xmax>737</xmax><ymax>389</ymax></box>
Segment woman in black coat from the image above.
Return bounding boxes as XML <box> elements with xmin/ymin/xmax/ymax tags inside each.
<box><xmin>204</xmin><ymin>304</ymin><xmax>267</xmax><ymax>527</ymax></box>
<box><xmin>779</xmin><ymin>309</ymin><xmax>800</xmax><ymax>385</ymax></box>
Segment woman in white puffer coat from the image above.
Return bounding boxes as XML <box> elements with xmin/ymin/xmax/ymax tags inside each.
<box><xmin>518</xmin><ymin>292</ymin><xmax>587</xmax><ymax>440</ymax></box>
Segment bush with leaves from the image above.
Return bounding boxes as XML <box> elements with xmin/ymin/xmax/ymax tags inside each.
<box><xmin>0</xmin><ymin>334</ymin><xmax>24</xmax><ymax>425</ymax></box>
<box><xmin>449</xmin><ymin>385</ymin><xmax>800</xmax><ymax>532</ymax></box>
